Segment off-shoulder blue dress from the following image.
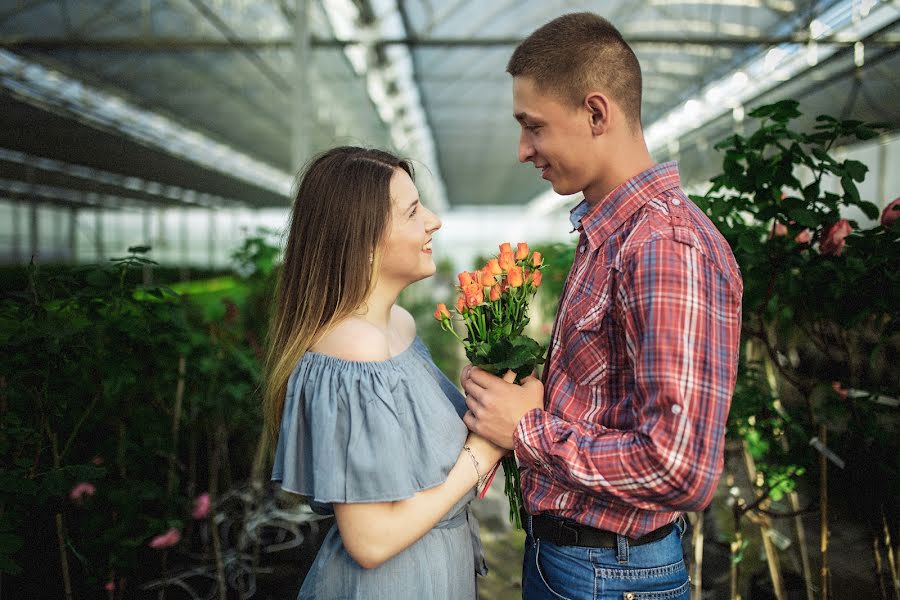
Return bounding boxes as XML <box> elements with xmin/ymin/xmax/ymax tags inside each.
<box><xmin>272</xmin><ymin>337</ymin><xmax>487</xmax><ymax>599</ymax></box>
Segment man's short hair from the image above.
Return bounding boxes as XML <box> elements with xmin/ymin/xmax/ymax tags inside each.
<box><xmin>507</xmin><ymin>13</ymin><xmax>643</xmax><ymax>130</ymax></box>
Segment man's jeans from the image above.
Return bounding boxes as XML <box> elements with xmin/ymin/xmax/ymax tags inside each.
<box><xmin>522</xmin><ymin>514</ymin><xmax>690</xmax><ymax>600</ymax></box>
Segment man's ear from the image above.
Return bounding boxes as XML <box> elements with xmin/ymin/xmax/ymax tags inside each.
<box><xmin>585</xmin><ymin>92</ymin><xmax>611</xmax><ymax>136</ymax></box>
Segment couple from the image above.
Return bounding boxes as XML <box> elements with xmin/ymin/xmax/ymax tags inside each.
<box><xmin>266</xmin><ymin>13</ymin><xmax>743</xmax><ymax>600</ymax></box>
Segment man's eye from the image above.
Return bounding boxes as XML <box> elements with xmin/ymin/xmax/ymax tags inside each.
<box><xmin>526</xmin><ymin>125</ymin><xmax>541</xmax><ymax>132</ymax></box>
<box><xmin>409</xmin><ymin>207</ymin><xmax>418</xmax><ymax>218</ymax></box>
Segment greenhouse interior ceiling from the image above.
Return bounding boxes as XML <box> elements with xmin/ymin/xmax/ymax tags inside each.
<box><xmin>0</xmin><ymin>0</ymin><xmax>897</xmax><ymax>264</ymax></box>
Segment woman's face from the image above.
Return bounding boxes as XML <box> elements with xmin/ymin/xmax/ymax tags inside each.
<box><xmin>377</xmin><ymin>168</ymin><xmax>442</xmax><ymax>286</ymax></box>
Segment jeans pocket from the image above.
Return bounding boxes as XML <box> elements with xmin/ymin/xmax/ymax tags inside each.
<box><xmin>533</xmin><ymin>540</ymin><xmax>576</xmax><ymax>600</ymax></box>
<box><xmin>622</xmin><ymin>578</ymin><xmax>690</xmax><ymax>599</ymax></box>
<box><xmin>595</xmin><ymin>559</ymin><xmax>689</xmax><ymax>600</ymax></box>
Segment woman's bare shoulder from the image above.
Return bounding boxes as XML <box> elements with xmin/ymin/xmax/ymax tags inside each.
<box><xmin>310</xmin><ymin>318</ymin><xmax>391</xmax><ymax>362</ymax></box>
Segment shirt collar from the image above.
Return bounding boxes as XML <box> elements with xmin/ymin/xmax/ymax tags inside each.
<box><xmin>570</xmin><ymin>161</ymin><xmax>681</xmax><ymax>250</ymax></box>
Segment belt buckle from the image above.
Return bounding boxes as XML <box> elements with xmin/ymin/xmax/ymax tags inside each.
<box><xmin>557</xmin><ymin>520</ymin><xmax>580</xmax><ymax>546</ymax></box>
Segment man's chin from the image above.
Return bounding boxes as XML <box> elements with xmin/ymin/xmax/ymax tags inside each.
<box><xmin>550</xmin><ymin>181</ymin><xmax>578</xmax><ymax>196</ymax></box>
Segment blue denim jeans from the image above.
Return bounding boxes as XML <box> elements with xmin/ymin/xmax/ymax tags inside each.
<box><xmin>522</xmin><ymin>514</ymin><xmax>690</xmax><ymax>600</ymax></box>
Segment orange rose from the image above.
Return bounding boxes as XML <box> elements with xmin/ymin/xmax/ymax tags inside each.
<box><xmin>498</xmin><ymin>251</ymin><xmax>515</xmax><ymax>271</ymax></box>
<box><xmin>458</xmin><ymin>272</ymin><xmax>473</xmax><ymax>287</ymax></box>
<box><xmin>515</xmin><ymin>242</ymin><xmax>529</xmax><ymax>260</ymax></box>
<box><xmin>531</xmin><ymin>270</ymin><xmax>542</xmax><ymax>287</ymax></box>
<box><xmin>485</xmin><ymin>258</ymin><xmax>502</xmax><ymax>275</ymax></box>
<box><xmin>479</xmin><ymin>270</ymin><xmax>495</xmax><ymax>287</ymax></box>
<box><xmin>463</xmin><ymin>283</ymin><xmax>483</xmax><ymax>307</ymax></box>
<box><xmin>499</xmin><ymin>242</ymin><xmax>513</xmax><ymax>254</ymax></box>
<box><xmin>489</xmin><ymin>285</ymin><xmax>501</xmax><ymax>302</ymax></box>
<box><xmin>532</xmin><ymin>251</ymin><xmax>543</xmax><ymax>267</ymax></box>
<box><xmin>508</xmin><ymin>266</ymin><xmax>524</xmax><ymax>288</ymax></box>
<box><xmin>456</xmin><ymin>296</ymin><xmax>466</xmax><ymax>313</ymax></box>
<box><xmin>434</xmin><ymin>303</ymin><xmax>450</xmax><ymax>321</ymax></box>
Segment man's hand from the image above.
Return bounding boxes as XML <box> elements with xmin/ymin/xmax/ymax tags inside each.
<box><xmin>461</xmin><ymin>366</ymin><xmax>544</xmax><ymax>450</ymax></box>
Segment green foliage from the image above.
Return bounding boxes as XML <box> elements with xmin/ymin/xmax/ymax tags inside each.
<box><xmin>695</xmin><ymin>100</ymin><xmax>898</xmax><ymax>516</ymax></box>
<box><xmin>0</xmin><ymin>235</ymin><xmax>277</xmax><ymax>588</ymax></box>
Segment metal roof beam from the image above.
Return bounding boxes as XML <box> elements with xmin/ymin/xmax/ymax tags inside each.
<box><xmin>2</xmin><ymin>34</ymin><xmax>895</xmax><ymax>50</ymax></box>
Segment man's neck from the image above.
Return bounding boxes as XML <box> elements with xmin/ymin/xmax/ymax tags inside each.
<box><xmin>583</xmin><ymin>142</ymin><xmax>656</xmax><ymax>206</ymax></box>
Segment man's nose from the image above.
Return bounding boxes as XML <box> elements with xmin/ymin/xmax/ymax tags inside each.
<box><xmin>518</xmin><ymin>132</ymin><xmax>533</xmax><ymax>163</ymax></box>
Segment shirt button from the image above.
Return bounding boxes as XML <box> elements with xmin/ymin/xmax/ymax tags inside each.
<box><xmin>625</xmin><ymin>594</ymin><xmax>635</xmax><ymax>600</ymax></box>
<box><xmin>671</xmin><ymin>198</ymin><xmax>681</xmax><ymax>206</ymax></box>
<box><xmin>672</xmin><ymin>404</ymin><xmax>682</xmax><ymax>415</ymax></box>
<box><xmin>579</xmin><ymin>244</ymin><xmax>586</xmax><ymax>253</ymax></box>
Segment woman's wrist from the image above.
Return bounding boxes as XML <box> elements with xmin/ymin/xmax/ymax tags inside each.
<box><xmin>461</xmin><ymin>446</ymin><xmax>486</xmax><ymax>491</ymax></box>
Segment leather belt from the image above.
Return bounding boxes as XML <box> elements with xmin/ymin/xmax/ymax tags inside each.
<box><xmin>526</xmin><ymin>511</ymin><xmax>674</xmax><ymax>548</ymax></box>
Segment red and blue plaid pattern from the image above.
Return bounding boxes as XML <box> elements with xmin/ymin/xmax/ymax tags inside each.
<box><xmin>514</xmin><ymin>162</ymin><xmax>743</xmax><ymax>537</ymax></box>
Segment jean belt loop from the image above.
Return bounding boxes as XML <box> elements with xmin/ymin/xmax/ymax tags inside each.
<box><xmin>678</xmin><ymin>514</ymin><xmax>687</xmax><ymax>539</ymax></box>
<box><xmin>615</xmin><ymin>533</ymin><xmax>629</xmax><ymax>564</ymax></box>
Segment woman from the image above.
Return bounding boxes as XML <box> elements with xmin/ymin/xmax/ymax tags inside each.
<box><xmin>264</xmin><ymin>146</ymin><xmax>506</xmax><ymax>599</ymax></box>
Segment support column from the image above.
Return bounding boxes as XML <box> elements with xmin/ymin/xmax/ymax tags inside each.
<box><xmin>292</xmin><ymin>0</ymin><xmax>312</xmax><ymax>169</ymax></box>
<box><xmin>94</xmin><ymin>209</ymin><xmax>104</xmax><ymax>261</ymax></box>
<box><xmin>11</xmin><ymin>200</ymin><xmax>21</xmax><ymax>264</ymax></box>
<box><xmin>208</xmin><ymin>209</ymin><xmax>216</xmax><ymax>270</ymax></box>
<box><xmin>68</xmin><ymin>207</ymin><xmax>78</xmax><ymax>264</ymax></box>
<box><xmin>29</xmin><ymin>202</ymin><xmax>38</xmax><ymax>263</ymax></box>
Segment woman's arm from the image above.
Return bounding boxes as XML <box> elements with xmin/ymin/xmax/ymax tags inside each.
<box><xmin>333</xmin><ymin>434</ymin><xmax>502</xmax><ymax>569</ymax></box>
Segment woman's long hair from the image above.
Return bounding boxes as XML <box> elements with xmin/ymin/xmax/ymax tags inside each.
<box><xmin>263</xmin><ymin>146</ymin><xmax>413</xmax><ymax>446</ymax></box>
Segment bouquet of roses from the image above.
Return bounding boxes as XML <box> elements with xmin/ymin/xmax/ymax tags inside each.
<box><xmin>433</xmin><ymin>241</ymin><xmax>546</xmax><ymax>528</ymax></box>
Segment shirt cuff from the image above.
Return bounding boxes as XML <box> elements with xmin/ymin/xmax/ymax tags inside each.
<box><xmin>513</xmin><ymin>408</ymin><xmax>554</xmax><ymax>476</ymax></box>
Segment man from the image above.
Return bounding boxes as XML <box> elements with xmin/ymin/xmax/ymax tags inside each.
<box><xmin>461</xmin><ymin>13</ymin><xmax>743</xmax><ymax>600</ymax></box>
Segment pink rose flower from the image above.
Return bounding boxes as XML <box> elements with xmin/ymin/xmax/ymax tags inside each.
<box><xmin>104</xmin><ymin>581</ymin><xmax>116</xmax><ymax>592</ymax></box>
<box><xmin>69</xmin><ymin>482</ymin><xmax>96</xmax><ymax>503</ymax></box>
<box><xmin>819</xmin><ymin>219</ymin><xmax>852</xmax><ymax>256</ymax></box>
<box><xmin>770</xmin><ymin>222</ymin><xmax>788</xmax><ymax>238</ymax></box>
<box><xmin>148</xmin><ymin>528</ymin><xmax>182</xmax><ymax>549</ymax></box>
<box><xmin>794</xmin><ymin>229</ymin><xmax>811</xmax><ymax>244</ymax></box>
<box><xmin>882</xmin><ymin>198</ymin><xmax>900</xmax><ymax>228</ymax></box>
<box><xmin>832</xmin><ymin>381</ymin><xmax>849</xmax><ymax>400</ymax></box>
<box><xmin>191</xmin><ymin>493</ymin><xmax>211</xmax><ymax>520</ymax></box>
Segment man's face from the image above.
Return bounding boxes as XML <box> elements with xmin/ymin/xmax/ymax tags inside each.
<box><xmin>512</xmin><ymin>76</ymin><xmax>596</xmax><ymax>197</ymax></box>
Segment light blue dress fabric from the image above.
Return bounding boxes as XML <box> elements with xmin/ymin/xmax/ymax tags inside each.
<box><xmin>272</xmin><ymin>336</ymin><xmax>487</xmax><ymax>599</ymax></box>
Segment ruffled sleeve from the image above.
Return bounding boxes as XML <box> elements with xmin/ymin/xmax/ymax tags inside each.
<box><xmin>271</xmin><ymin>352</ymin><xmax>454</xmax><ymax>505</ymax></box>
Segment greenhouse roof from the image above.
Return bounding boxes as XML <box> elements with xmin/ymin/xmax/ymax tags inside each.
<box><xmin>0</xmin><ymin>0</ymin><xmax>897</xmax><ymax>211</ymax></box>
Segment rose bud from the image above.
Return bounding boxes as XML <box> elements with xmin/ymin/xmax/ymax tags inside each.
<box><xmin>508</xmin><ymin>266</ymin><xmax>524</xmax><ymax>288</ymax></box>
<box><xmin>531</xmin><ymin>270</ymin><xmax>543</xmax><ymax>287</ymax></box>
<box><xmin>499</xmin><ymin>242</ymin><xmax>513</xmax><ymax>254</ymax></box>
<box><xmin>479</xmin><ymin>270</ymin><xmax>495</xmax><ymax>287</ymax></box>
<box><xmin>794</xmin><ymin>229</ymin><xmax>811</xmax><ymax>244</ymax></box>
<box><xmin>820</xmin><ymin>219</ymin><xmax>852</xmax><ymax>256</ymax></box>
<box><xmin>485</xmin><ymin>258</ymin><xmax>502</xmax><ymax>275</ymax></box>
<box><xmin>458</xmin><ymin>272</ymin><xmax>473</xmax><ymax>287</ymax></box>
<box><xmin>532</xmin><ymin>251</ymin><xmax>543</xmax><ymax>267</ymax></box>
<box><xmin>490</xmin><ymin>285</ymin><xmax>501</xmax><ymax>302</ymax></box>
<box><xmin>515</xmin><ymin>242</ymin><xmax>530</xmax><ymax>260</ymax></box>
<box><xmin>498</xmin><ymin>252</ymin><xmax>515</xmax><ymax>271</ymax></box>
<box><xmin>456</xmin><ymin>297</ymin><xmax>466</xmax><ymax>313</ymax></box>
<box><xmin>148</xmin><ymin>528</ymin><xmax>182</xmax><ymax>549</ymax></box>
<box><xmin>770</xmin><ymin>222</ymin><xmax>788</xmax><ymax>238</ymax></box>
<box><xmin>434</xmin><ymin>303</ymin><xmax>450</xmax><ymax>321</ymax></box>
<box><xmin>882</xmin><ymin>197</ymin><xmax>900</xmax><ymax>228</ymax></box>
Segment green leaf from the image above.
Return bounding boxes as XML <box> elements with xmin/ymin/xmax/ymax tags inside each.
<box><xmin>841</xmin><ymin>176</ymin><xmax>861</xmax><ymax>204</ymax></box>
<box><xmin>854</xmin><ymin>125</ymin><xmax>879</xmax><ymax>140</ymax></box>
<box><xmin>127</xmin><ymin>245</ymin><xmax>152</xmax><ymax>254</ymax></box>
<box><xmin>843</xmin><ymin>159</ymin><xmax>868</xmax><ymax>182</ymax></box>
<box><xmin>858</xmin><ymin>201</ymin><xmax>880</xmax><ymax>220</ymax></box>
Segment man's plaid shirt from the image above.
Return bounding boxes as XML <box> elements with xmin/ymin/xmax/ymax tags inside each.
<box><xmin>514</xmin><ymin>162</ymin><xmax>743</xmax><ymax>537</ymax></box>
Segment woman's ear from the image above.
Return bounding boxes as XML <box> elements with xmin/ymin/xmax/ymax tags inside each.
<box><xmin>585</xmin><ymin>92</ymin><xmax>611</xmax><ymax>136</ymax></box>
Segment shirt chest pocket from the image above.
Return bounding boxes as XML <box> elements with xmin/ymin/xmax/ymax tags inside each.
<box><xmin>562</xmin><ymin>290</ymin><xmax>613</xmax><ymax>387</ymax></box>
